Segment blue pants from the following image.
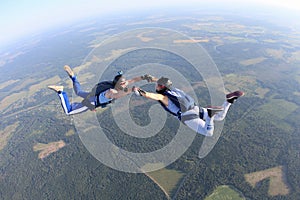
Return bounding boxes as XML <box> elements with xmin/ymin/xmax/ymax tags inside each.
<box><xmin>58</xmin><ymin>76</ymin><xmax>95</xmax><ymax>115</ymax></box>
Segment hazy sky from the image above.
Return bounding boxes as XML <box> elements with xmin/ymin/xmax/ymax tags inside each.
<box><xmin>1</xmin><ymin>0</ymin><xmax>300</xmax><ymax>48</ymax></box>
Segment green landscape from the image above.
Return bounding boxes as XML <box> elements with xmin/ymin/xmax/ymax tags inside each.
<box><xmin>0</xmin><ymin>7</ymin><xmax>299</xmax><ymax>200</ymax></box>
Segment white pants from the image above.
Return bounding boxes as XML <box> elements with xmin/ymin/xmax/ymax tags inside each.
<box><xmin>181</xmin><ymin>101</ymin><xmax>231</xmax><ymax>137</ymax></box>
<box><xmin>201</xmin><ymin>101</ymin><xmax>231</xmax><ymax>121</ymax></box>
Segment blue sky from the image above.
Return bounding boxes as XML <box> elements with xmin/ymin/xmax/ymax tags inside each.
<box><xmin>1</xmin><ymin>0</ymin><xmax>300</xmax><ymax>48</ymax></box>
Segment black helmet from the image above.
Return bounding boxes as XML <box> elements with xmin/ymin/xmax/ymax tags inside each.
<box><xmin>157</xmin><ymin>77</ymin><xmax>172</xmax><ymax>89</ymax></box>
<box><xmin>113</xmin><ymin>71</ymin><xmax>127</xmax><ymax>90</ymax></box>
<box><xmin>112</xmin><ymin>71</ymin><xmax>125</xmax><ymax>86</ymax></box>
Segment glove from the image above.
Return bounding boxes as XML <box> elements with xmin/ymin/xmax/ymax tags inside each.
<box><xmin>141</xmin><ymin>74</ymin><xmax>154</xmax><ymax>82</ymax></box>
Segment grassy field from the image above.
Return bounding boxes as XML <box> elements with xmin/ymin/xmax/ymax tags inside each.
<box><xmin>0</xmin><ymin>75</ymin><xmax>61</xmax><ymax>113</ymax></box>
<box><xmin>265</xmin><ymin>48</ymin><xmax>285</xmax><ymax>59</ymax></box>
<box><xmin>223</xmin><ymin>36</ymin><xmax>256</xmax><ymax>43</ymax></box>
<box><xmin>245</xmin><ymin>166</ymin><xmax>290</xmax><ymax>196</ymax></box>
<box><xmin>239</xmin><ymin>57</ymin><xmax>267</xmax><ymax>66</ymax></box>
<box><xmin>33</xmin><ymin>140</ymin><xmax>66</xmax><ymax>159</ymax></box>
<box><xmin>223</xmin><ymin>74</ymin><xmax>270</xmax><ymax>98</ymax></box>
<box><xmin>0</xmin><ymin>122</ymin><xmax>19</xmax><ymax>151</ymax></box>
<box><xmin>259</xmin><ymin>98</ymin><xmax>298</xmax><ymax>120</ymax></box>
<box><xmin>0</xmin><ymin>79</ymin><xmax>19</xmax><ymax>90</ymax></box>
<box><xmin>146</xmin><ymin>167</ymin><xmax>185</xmax><ymax>198</ymax></box>
<box><xmin>65</xmin><ymin>129</ymin><xmax>75</xmax><ymax>136</ymax></box>
<box><xmin>174</xmin><ymin>39</ymin><xmax>209</xmax><ymax>43</ymax></box>
<box><xmin>183</xmin><ymin>22</ymin><xmax>263</xmax><ymax>36</ymax></box>
<box><xmin>205</xmin><ymin>185</ymin><xmax>245</xmax><ymax>200</ymax></box>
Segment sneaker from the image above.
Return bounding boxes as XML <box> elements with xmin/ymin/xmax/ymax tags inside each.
<box><xmin>48</xmin><ymin>85</ymin><xmax>64</xmax><ymax>92</ymax></box>
<box><xmin>226</xmin><ymin>90</ymin><xmax>244</xmax><ymax>104</ymax></box>
<box><xmin>64</xmin><ymin>65</ymin><xmax>74</xmax><ymax>77</ymax></box>
<box><xmin>206</xmin><ymin>106</ymin><xmax>224</xmax><ymax>118</ymax></box>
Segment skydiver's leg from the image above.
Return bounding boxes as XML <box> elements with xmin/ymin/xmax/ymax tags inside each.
<box><xmin>70</xmin><ymin>76</ymin><xmax>89</xmax><ymax>98</ymax></box>
<box><xmin>184</xmin><ymin>117</ymin><xmax>215</xmax><ymax>137</ymax></box>
<box><xmin>200</xmin><ymin>101</ymin><xmax>231</xmax><ymax>121</ymax></box>
<box><xmin>213</xmin><ymin>90</ymin><xmax>244</xmax><ymax>121</ymax></box>
<box><xmin>213</xmin><ymin>101</ymin><xmax>231</xmax><ymax>121</ymax></box>
<box><xmin>58</xmin><ymin>91</ymin><xmax>89</xmax><ymax>115</ymax></box>
<box><xmin>181</xmin><ymin>106</ymin><xmax>215</xmax><ymax>137</ymax></box>
<box><xmin>64</xmin><ymin>65</ymin><xmax>89</xmax><ymax>98</ymax></box>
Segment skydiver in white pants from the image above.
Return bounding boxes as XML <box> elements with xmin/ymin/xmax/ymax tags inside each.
<box><xmin>134</xmin><ymin>76</ymin><xmax>244</xmax><ymax>136</ymax></box>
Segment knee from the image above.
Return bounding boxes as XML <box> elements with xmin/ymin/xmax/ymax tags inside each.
<box><xmin>196</xmin><ymin>125</ymin><xmax>214</xmax><ymax>137</ymax></box>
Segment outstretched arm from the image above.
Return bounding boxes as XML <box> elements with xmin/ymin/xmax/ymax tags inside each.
<box><xmin>127</xmin><ymin>74</ymin><xmax>159</xmax><ymax>84</ymax></box>
<box><xmin>127</xmin><ymin>76</ymin><xmax>143</xmax><ymax>84</ymax></box>
<box><xmin>150</xmin><ymin>77</ymin><xmax>158</xmax><ymax>82</ymax></box>
<box><xmin>142</xmin><ymin>74</ymin><xmax>158</xmax><ymax>82</ymax></box>
<box><xmin>135</xmin><ymin>88</ymin><xmax>169</xmax><ymax>106</ymax></box>
<box><xmin>106</xmin><ymin>88</ymin><xmax>133</xmax><ymax>99</ymax></box>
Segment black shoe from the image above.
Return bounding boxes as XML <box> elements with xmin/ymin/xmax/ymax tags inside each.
<box><xmin>206</xmin><ymin>106</ymin><xmax>224</xmax><ymax>118</ymax></box>
<box><xmin>226</xmin><ymin>91</ymin><xmax>244</xmax><ymax>104</ymax></box>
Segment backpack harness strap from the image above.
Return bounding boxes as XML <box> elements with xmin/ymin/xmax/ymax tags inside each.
<box><xmin>177</xmin><ymin>111</ymin><xmax>199</xmax><ymax>124</ymax></box>
<box><xmin>95</xmin><ymin>93</ymin><xmax>114</xmax><ymax>108</ymax></box>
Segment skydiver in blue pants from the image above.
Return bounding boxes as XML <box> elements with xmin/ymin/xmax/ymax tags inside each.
<box><xmin>48</xmin><ymin>65</ymin><xmax>145</xmax><ymax>115</ymax></box>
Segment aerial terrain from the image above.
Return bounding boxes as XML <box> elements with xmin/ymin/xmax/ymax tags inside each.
<box><xmin>0</xmin><ymin>5</ymin><xmax>299</xmax><ymax>200</ymax></box>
